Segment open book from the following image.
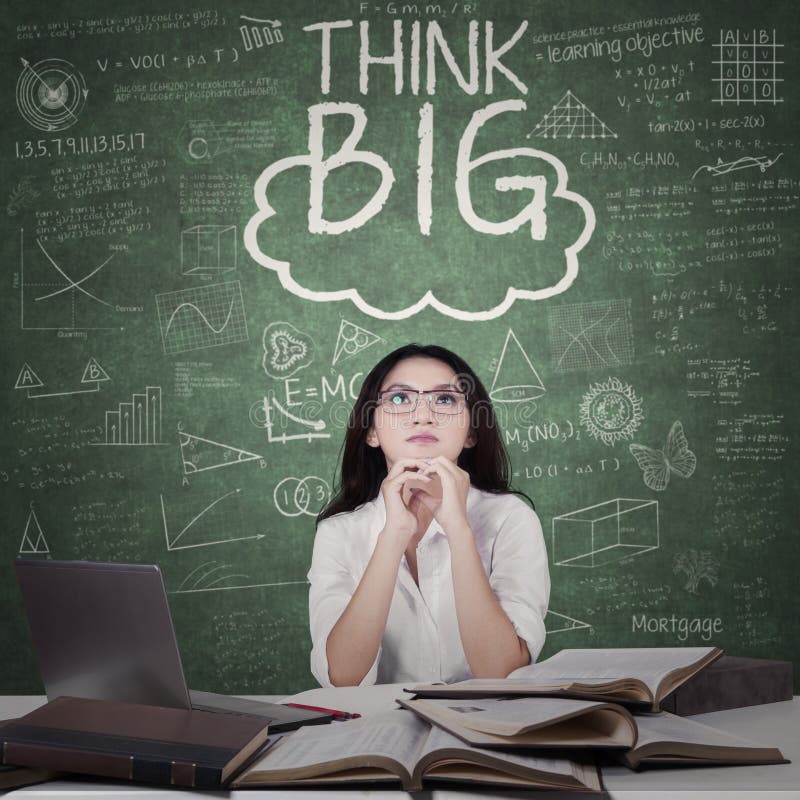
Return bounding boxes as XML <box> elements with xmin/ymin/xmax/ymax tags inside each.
<box><xmin>619</xmin><ymin>711</ymin><xmax>787</xmax><ymax>769</ymax></box>
<box><xmin>398</xmin><ymin>696</ymin><xmax>786</xmax><ymax>768</ymax></box>
<box><xmin>232</xmin><ymin>708</ymin><xmax>602</xmax><ymax>792</ymax></box>
<box><xmin>409</xmin><ymin>647</ymin><xmax>723</xmax><ymax>711</ymax></box>
<box><xmin>397</xmin><ymin>696</ymin><xmax>636</xmax><ymax>749</ymax></box>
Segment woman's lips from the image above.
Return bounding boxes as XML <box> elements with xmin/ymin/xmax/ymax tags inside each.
<box><xmin>407</xmin><ymin>435</ymin><xmax>438</xmax><ymax>442</ymax></box>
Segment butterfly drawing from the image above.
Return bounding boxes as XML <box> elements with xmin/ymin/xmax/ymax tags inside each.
<box><xmin>629</xmin><ymin>421</ymin><xmax>696</xmax><ymax>492</ymax></box>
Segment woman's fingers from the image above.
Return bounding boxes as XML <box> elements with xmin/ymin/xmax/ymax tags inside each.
<box><xmin>387</xmin><ymin>470</ymin><xmax>432</xmax><ymax>493</ymax></box>
<box><xmin>417</xmin><ymin>459</ymin><xmax>453</xmax><ymax>486</ymax></box>
<box><xmin>385</xmin><ymin>458</ymin><xmax>434</xmax><ymax>479</ymax></box>
<box><xmin>405</xmin><ymin>491</ymin><xmax>425</xmax><ymax>515</ymax></box>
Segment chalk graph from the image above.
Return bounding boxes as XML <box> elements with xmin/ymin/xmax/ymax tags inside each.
<box><xmin>161</xmin><ymin>489</ymin><xmax>265</xmax><ymax>551</ymax></box>
<box><xmin>239</xmin><ymin>16</ymin><xmax>284</xmax><ymax>51</ymax></box>
<box><xmin>171</xmin><ymin>560</ymin><xmax>306</xmax><ymax>594</ymax></box>
<box><xmin>20</xmin><ymin>230</ymin><xmax>120</xmax><ymax>331</ymax></box>
<box><xmin>692</xmin><ymin>153</ymin><xmax>782</xmax><ymax>180</ymax></box>
<box><xmin>548</xmin><ymin>300</ymin><xmax>634</xmax><ymax>371</ymax></box>
<box><xmin>93</xmin><ymin>385</ymin><xmax>164</xmax><ymax>446</ymax></box>
<box><xmin>156</xmin><ymin>281</ymin><xmax>249</xmax><ymax>355</ymax></box>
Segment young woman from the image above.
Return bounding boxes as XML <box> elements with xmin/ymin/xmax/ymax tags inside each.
<box><xmin>308</xmin><ymin>343</ymin><xmax>550</xmax><ymax>687</ymax></box>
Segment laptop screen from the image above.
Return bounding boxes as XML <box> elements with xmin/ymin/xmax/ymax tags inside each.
<box><xmin>15</xmin><ymin>559</ymin><xmax>193</xmax><ymax>708</ymax></box>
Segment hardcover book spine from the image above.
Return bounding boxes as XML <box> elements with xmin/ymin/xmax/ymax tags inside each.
<box><xmin>2</xmin><ymin>742</ymin><xmax>223</xmax><ymax>788</ymax></box>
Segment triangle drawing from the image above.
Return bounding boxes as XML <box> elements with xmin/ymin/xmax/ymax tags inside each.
<box><xmin>20</xmin><ymin>508</ymin><xmax>50</xmax><ymax>554</ymax></box>
<box><xmin>490</xmin><ymin>329</ymin><xmax>546</xmax><ymax>403</ymax></box>
<box><xmin>180</xmin><ymin>432</ymin><xmax>262</xmax><ymax>474</ymax></box>
<box><xmin>15</xmin><ymin>363</ymin><xmax>44</xmax><ymax>390</ymax></box>
<box><xmin>332</xmin><ymin>318</ymin><xmax>382</xmax><ymax>366</ymax></box>
<box><xmin>81</xmin><ymin>357</ymin><xmax>111</xmax><ymax>384</ymax></box>
<box><xmin>529</xmin><ymin>90</ymin><xmax>617</xmax><ymax>139</ymax></box>
<box><xmin>545</xmin><ymin>609</ymin><xmax>592</xmax><ymax>634</ymax></box>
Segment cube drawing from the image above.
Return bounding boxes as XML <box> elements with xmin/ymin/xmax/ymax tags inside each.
<box><xmin>182</xmin><ymin>225</ymin><xmax>237</xmax><ymax>273</ymax></box>
<box><xmin>552</xmin><ymin>498</ymin><xmax>659</xmax><ymax>567</ymax></box>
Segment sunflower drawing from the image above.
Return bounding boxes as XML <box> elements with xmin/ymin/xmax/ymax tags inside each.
<box><xmin>579</xmin><ymin>377</ymin><xmax>644</xmax><ymax>446</ymax></box>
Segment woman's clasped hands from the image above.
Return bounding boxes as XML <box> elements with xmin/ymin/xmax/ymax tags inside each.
<box><xmin>380</xmin><ymin>456</ymin><xmax>471</xmax><ymax>543</ymax></box>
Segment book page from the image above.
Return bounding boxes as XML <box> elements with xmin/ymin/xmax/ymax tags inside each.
<box><xmin>633</xmin><ymin>711</ymin><xmax>778</xmax><ymax>751</ymax></box>
<box><xmin>403</xmin><ymin>696</ymin><xmax>635</xmax><ymax>749</ymax></box>
<box><xmin>508</xmin><ymin>648</ymin><xmax>717</xmax><ymax>694</ymax></box>
<box><xmin>244</xmin><ymin>709</ymin><xmax>428</xmax><ymax>776</ymax></box>
<box><xmin>411</xmin><ymin>696</ymin><xmax>615</xmax><ymax>736</ymax></box>
<box><xmin>420</xmin><ymin>723</ymin><xmax>581</xmax><ymax>777</ymax></box>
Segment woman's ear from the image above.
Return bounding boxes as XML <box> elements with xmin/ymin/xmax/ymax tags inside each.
<box><xmin>366</xmin><ymin>427</ymin><xmax>380</xmax><ymax>448</ymax></box>
<box><xmin>464</xmin><ymin>430</ymin><xmax>477</xmax><ymax>448</ymax></box>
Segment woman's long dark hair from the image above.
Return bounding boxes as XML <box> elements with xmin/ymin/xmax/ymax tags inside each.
<box><xmin>316</xmin><ymin>343</ymin><xmax>534</xmax><ymax>525</ymax></box>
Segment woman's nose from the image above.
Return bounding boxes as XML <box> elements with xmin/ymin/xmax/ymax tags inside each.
<box><xmin>410</xmin><ymin>394</ymin><xmax>434</xmax><ymax>422</ymax></box>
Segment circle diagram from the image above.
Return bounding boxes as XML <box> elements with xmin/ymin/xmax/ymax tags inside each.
<box><xmin>579</xmin><ymin>376</ymin><xmax>644</xmax><ymax>446</ymax></box>
<box><xmin>273</xmin><ymin>476</ymin><xmax>330</xmax><ymax>517</ymax></box>
<box><xmin>17</xmin><ymin>58</ymin><xmax>87</xmax><ymax>131</ymax></box>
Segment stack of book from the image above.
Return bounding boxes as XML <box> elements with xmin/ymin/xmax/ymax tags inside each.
<box><xmin>0</xmin><ymin>647</ymin><xmax>790</xmax><ymax>793</ymax></box>
<box><xmin>231</xmin><ymin>646</ymin><xmax>788</xmax><ymax>792</ymax></box>
<box><xmin>0</xmin><ymin>696</ymin><xmax>274</xmax><ymax>789</ymax></box>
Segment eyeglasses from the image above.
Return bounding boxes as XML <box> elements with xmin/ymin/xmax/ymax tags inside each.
<box><xmin>376</xmin><ymin>388</ymin><xmax>468</xmax><ymax>415</ymax></box>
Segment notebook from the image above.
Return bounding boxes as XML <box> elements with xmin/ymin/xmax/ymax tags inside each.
<box><xmin>13</xmin><ymin>559</ymin><xmax>331</xmax><ymax>733</ymax></box>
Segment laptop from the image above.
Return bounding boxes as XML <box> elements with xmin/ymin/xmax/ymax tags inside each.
<box><xmin>14</xmin><ymin>559</ymin><xmax>332</xmax><ymax>732</ymax></box>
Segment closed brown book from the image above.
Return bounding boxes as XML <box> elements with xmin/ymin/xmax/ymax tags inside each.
<box><xmin>0</xmin><ymin>718</ymin><xmax>58</xmax><ymax>789</ymax></box>
<box><xmin>660</xmin><ymin>656</ymin><xmax>794</xmax><ymax>716</ymax></box>
<box><xmin>0</xmin><ymin>763</ymin><xmax>58</xmax><ymax>790</ymax></box>
<box><xmin>0</xmin><ymin>696</ymin><xmax>272</xmax><ymax>788</ymax></box>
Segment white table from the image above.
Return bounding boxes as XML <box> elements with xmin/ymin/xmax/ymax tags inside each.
<box><xmin>3</xmin><ymin>688</ymin><xmax>798</xmax><ymax>799</ymax></box>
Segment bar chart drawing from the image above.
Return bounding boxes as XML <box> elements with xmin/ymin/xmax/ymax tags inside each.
<box><xmin>92</xmin><ymin>385</ymin><xmax>165</xmax><ymax>446</ymax></box>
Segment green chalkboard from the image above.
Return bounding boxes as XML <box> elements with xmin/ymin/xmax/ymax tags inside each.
<box><xmin>1</xmin><ymin>0</ymin><xmax>798</xmax><ymax>694</ymax></box>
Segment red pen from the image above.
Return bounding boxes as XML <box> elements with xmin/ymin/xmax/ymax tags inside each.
<box><xmin>287</xmin><ymin>702</ymin><xmax>361</xmax><ymax>720</ymax></box>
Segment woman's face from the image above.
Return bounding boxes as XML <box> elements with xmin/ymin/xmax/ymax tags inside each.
<box><xmin>366</xmin><ymin>356</ymin><xmax>475</xmax><ymax>470</ymax></box>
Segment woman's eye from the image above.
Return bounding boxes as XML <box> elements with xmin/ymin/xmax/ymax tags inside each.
<box><xmin>390</xmin><ymin>392</ymin><xmax>409</xmax><ymax>404</ymax></box>
<box><xmin>435</xmin><ymin>392</ymin><xmax>456</xmax><ymax>404</ymax></box>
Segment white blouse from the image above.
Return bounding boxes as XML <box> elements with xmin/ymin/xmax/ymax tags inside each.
<box><xmin>307</xmin><ymin>484</ymin><xmax>550</xmax><ymax>687</ymax></box>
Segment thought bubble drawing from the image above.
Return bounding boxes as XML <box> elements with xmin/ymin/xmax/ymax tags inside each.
<box><xmin>244</xmin><ymin>99</ymin><xmax>595</xmax><ymax>321</ymax></box>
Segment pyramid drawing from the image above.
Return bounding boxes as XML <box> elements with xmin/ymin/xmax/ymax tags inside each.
<box><xmin>489</xmin><ymin>329</ymin><xmax>546</xmax><ymax>403</ymax></box>
<box><xmin>529</xmin><ymin>90</ymin><xmax>617</xmax><ymax>139</ymax></box>
<box><xmin>180</xmin><ymin>432</ymin><xmax>262</xmax><ymax>474</ymax></box>
<box><xmin>332</xmin><ymin>318</ymin><xmax>382</xmax><ymax>366</ymax></box>
<box><xmin>19</xmin><ymin>508</ymin><xmax>49</xmax><ymax>554</ymax></box>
